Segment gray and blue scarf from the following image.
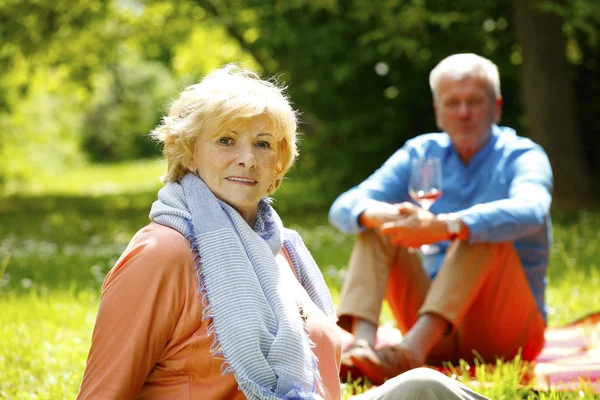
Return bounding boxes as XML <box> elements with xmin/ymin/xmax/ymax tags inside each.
<box><xmin>149</xmin><ymin>173</ymin><xmax>336</xmax><ymax>400</ymax></box>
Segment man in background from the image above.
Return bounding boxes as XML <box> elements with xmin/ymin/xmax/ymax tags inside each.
<box><xmin>329</xmin><ymin>53</ymin><xmax>553</xmax><ymax>384</ymax></box>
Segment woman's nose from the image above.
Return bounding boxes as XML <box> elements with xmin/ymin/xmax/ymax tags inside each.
<box><xmin>236</xmin><ymin>145</ymin><xmax>257</xmax><ymax>169</ymax></box>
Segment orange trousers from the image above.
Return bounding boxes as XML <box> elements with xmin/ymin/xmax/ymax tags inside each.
<box><xmin>337</xmin><ymin>229</ymin><xmax>546</xmax><ymax>364</ymax></box>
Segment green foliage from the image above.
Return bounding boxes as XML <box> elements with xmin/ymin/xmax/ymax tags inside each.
<box><xmin>540</xmin><ymin>0</ymin><xmax>600</xmax><ymax>49</ymax></box>
<box><xmin>82</xmin><ymin>59</ymin><xmax>177</xmax><ymax>162</ymax></box>
<box><xmin>0</xmin><ymin>0</ymin><xmax>112</xmax><ymax>79</ymax></box>
<box><xmin>194</xmin><ymin>0</ymin><xmax>526</xmax><ymax>201</ymax></box>
<box><xmin>0</xmin><ymin>0</ymin><xmax>120</xmax><ymax>184</ymax></box>
<box><xmin>0</xmin><ymin>67</ymin><xmax>85</xmax><ymax>185</ymax></box>
<box><xmin>1</xmin><ymin>0</ymin><xmax>599</xmax><ymax>201</ymax></box>
<box><xmin>130</xmin><ymin>1</ymin><xmax>259</xmax><ymax>79</ymax></box>
<box><xmin>0</xmin><ymin>0</ymin><xmax>258</xmax><ymax>186</ymax></box>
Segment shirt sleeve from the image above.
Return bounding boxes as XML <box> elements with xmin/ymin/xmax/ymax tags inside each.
<box><xmin>77</xmin><ymin>229</ymin><xmax>193</xmax><ymax>399</ymax></box>
<box><xmin>328</xmin><ymin>148</ymin><xmax>412</xmax><ymax>233</ymax></box>
<box><xmin>458</xmin><ymin>146</ymin><xmax>553</xmax><ymax>243</ymax></box>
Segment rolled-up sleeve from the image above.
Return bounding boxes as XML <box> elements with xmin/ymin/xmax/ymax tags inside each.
<box><xmin>458</xmin><ymin>146</ymin><xmax>553</xmax><ymax>243</ymax></box>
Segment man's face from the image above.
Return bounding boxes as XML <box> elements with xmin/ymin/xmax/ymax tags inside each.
<box><xmin>434</xmin><ymin>75</ymin><xmax>502</xmax><ymax>158</ymax></box>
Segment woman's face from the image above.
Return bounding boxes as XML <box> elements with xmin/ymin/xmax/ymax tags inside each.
<box><xmin>191</xmin><ymin>115</ymin><xmax>279</xmax><ymax>224</ymax></box>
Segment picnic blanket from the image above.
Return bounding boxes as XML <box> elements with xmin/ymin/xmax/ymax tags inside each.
<box><xmin>339</xmin><ymin>312</ymin><xmax>600</xmax><ymax>393</ymax></box>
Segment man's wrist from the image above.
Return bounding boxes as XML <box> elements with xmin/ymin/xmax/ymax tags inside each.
<box><xmin>438</xmin><ymin>213</ymin><xmax>463</xmax><ymax>240</ymax></box>
<box><xmin>358</xmin><ymin>207</ymin><xmax>381</xmax><ymax>229</ymax></box>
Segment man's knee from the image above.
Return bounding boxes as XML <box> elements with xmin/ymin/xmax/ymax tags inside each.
<box><xmin>356</xmin><ymin>228</ymin><xmax>392</xmax><ymax>251</ymax></box>
<box><xmin>447</xmin><ymin>240</ymin><xmax>513</xmax><ymax>258</ymax></box>
<box><xmin>355</xmin><ymin>228</ymin><xmax>417</xmax><ymax>266</ymax></box>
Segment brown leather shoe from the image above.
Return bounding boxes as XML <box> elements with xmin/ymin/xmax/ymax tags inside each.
<box><xmin>339</xmin><ymin>339</ymin><xmax>372</xmax><ymax>382</ymax></box>
<box><xmin>349</xmin><ymin>344</ymin><xmax>420</xmax><ymax>385</ymax></box>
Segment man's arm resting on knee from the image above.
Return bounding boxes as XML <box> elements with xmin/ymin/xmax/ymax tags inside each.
<box><xmin>358</xmin><ymin>202</ymin><xmax>403</xmax><ymax>229</ymax></box>
<box><xmin>373</xmin><ymin>203</ymin><xmax>471</xmax><ymax>247</ymax></box>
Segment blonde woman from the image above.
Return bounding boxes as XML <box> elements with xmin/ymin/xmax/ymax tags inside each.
<box><xmin>77</xmin><ymin>65</ymin><xmax>488</xmax><ymax>400</ymax></box>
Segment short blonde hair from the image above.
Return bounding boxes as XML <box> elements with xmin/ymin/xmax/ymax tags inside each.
<box><xmin>151</xmin><ymin>65</ymin><xmax>299</xmax><ymax>192</ymax></box>
<box><xmin>429</xmin><ymin>53</ymin><xmax>501</xmax><ymax>102</ymax></box>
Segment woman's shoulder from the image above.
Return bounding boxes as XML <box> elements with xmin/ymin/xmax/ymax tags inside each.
<box><xmin>133</xmin><ymin>222</ymin><xmax>190</xmax><ymax>248</ymax></box>
<box><xmin>104</xmin><ymin>223</ymin><xmax>193</xmax><ymax>287</ymax></box>
<box><xmin>127</xmin><ymin>222</ymin><xmax>192</xmax><ymax>262</ymax></box>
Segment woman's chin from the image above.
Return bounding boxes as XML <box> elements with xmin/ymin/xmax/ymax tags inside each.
<box><xmin>221</xmin><ymin>198</ymin><xmax>261</xmax><ymax>223</ymax></box>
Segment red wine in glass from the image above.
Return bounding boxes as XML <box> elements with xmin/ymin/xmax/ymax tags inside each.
<box><xmin>409</xmin><ymin>157</ymin><xmax>442</xmax><ymax>254</ymax></box>
<box><xmin>409</xmin><ymin>188</ymin><xmax>443</xmax><ymax>211</ymax></box>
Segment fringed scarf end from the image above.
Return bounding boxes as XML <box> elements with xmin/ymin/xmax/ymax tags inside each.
<box><xmin>185</xmin><ymin>219</ymin><xmax>230</xmax><ymax>379</ymax></box>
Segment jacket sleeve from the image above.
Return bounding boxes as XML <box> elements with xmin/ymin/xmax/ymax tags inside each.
<box><xmin>77</xmin><ymin>230</ymin><xmax>193</xmax><ymax>399</ymax></box>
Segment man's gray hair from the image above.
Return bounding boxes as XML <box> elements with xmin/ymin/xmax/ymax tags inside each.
<box><xmin>429</xmin><ymin>53</ymin><xmax>501</xmax><ymax>101</ymax></box>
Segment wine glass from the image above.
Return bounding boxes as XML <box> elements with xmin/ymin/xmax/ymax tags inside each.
<box><xmin>409</xmin><ymin>157</ymin><xmax>443</xmax><ymax>255</ymax></box>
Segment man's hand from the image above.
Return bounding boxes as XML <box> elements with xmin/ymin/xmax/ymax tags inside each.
<box><xmin>358</xmin><ymin>202</ymin><xmax>403</xmax><ymax>229</ymax></box>
<box><xmin>379</xmin><ymin>202</ymin><xmax>448</xmax><ymax>247</ymax></box>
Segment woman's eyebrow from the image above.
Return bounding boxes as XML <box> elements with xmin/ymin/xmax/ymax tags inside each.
<box><xmin>229</xmin><ymin>131</ymin><xmax>273</xmax><ymax>137</ymax></box>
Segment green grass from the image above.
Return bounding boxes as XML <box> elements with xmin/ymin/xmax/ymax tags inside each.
<box><xmin>1</xmin><ymin>158</ymin><xmax>599</xmax><ymax>399</ymax></box>
<box><xmin>3</xmin><ymin>158</ymin><xmax>167</xmax><ymax>197</ymax></box>
<box><xmin>0</xmin><ymin>291</ymin><xmax>96</xmax><ymax>400</ymax></box>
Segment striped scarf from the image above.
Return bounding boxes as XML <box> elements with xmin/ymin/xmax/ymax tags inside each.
<box><xmin>149</xmin><ymin>173</ymin><xmax>336</xmax><ymax>399</ymax></box>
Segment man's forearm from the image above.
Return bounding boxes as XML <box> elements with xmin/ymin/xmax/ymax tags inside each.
<box><xmin>358</xmin><ymin>202</ymin><xmax>402</xmax><ymax>229</ymax></box>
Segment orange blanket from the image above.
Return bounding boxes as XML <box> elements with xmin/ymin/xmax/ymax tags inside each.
<box><xmin>339</xmin><ymin>312</ymin><xmax>600</xmax><ymax>393</ymax></box>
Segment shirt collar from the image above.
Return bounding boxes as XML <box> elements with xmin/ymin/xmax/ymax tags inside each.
<box><xmin>450</xmin><ymin>124</ymin><xmax>500</xmax><ymax>169</ymax></box>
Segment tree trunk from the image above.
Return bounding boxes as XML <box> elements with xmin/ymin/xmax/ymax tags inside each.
<box><xmin>513</xmin><ymin>0</ymin><xmax>595</xmax><ymax>208</ymax></box>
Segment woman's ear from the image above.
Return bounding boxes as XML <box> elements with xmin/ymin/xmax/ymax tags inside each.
<box><xmin>185</xmin><ymin>143</ymin><xmax>198</xmax><ymax>173</ymax></box>
<box><xmin>186</xmin><ymin>159</ymin><xmax>197</xmax><ymax>174</ymax></box>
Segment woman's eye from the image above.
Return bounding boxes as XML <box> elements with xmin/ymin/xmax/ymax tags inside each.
<box><xmin>256</xmin><ymin>141</ymin><xmax>271</xmax><ymax>149</ymax></box>
<box><xmin>218</xmin><ymin>137</ymin><xmax>233</xmax><ymax>145</ymax></box>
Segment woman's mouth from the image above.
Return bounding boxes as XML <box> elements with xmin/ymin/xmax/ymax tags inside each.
<box><xmin>226</xmin><ymin>177</ymin><xmax>258</xmax><ymax>185</ymax></box>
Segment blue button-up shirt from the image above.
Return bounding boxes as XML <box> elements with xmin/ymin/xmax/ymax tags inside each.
<box><xmin>329</xmin><ymin>125</ymin><xmax>553</xmax><ymax>321</ymax></box>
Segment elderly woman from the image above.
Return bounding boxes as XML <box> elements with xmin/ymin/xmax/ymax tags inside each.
<box><xmin>77</xmin><ymin>65</ymin><xmax>489</xmax><ymax>400</ymax></box>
